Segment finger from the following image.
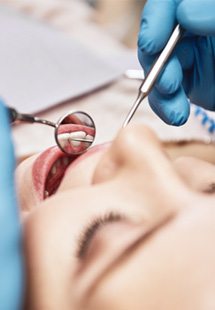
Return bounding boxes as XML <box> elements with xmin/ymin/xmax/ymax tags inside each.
<box><xmin>148</xmin><ymin>86</ymin><xmax>190</xmax><ymax>125</ymax></box>
<box><xmin>174</xmin><ymin>37</ymin><xmax>195</xmax><ymax>70</ymax></box>
<box><xmin>177</xmin><ymin>0</ymin><xmax>215</xmax><ymax>35</ymax></box>
<box><xmin>185</xmin><ymin>36</ymin><xmax>215</xmax><ymax>111</ymax></box>
<box><xmin>138</xmin><ymin>0</ymin><xmax>177</xmax><ymax>55</ymax></box>
<box><xmin>138</xmin><ymin>49</ymin><xmax>183</xmax><ymax>95</ymax></box>
<box><xmin>173</xmin><ymin>37</ymin><xmax>195</xmax><ymax>95</ymax></box>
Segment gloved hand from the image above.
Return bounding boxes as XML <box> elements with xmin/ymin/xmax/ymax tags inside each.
<box><xmin>0</xmin><ymin>100</ymin><xmax>24</xmax><ymax>309</ymax></box>
<box><xmin>138</xmin><ymin>0</ymin><xmax>215</xmax><ymax>125</ymax></box>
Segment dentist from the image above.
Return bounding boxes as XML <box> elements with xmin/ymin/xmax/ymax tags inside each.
<box><xmin>138</xmin><ymin>0</ymin><xmax>215</xmax><ymax>125</ymax></box>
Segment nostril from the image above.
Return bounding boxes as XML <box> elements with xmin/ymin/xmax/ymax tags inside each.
<box><xmin>92</xmin><ymin>125</ymin><xmax>161</xmax><ymax>184</ymax></box>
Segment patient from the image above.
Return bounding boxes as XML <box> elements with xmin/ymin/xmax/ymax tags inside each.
<box><xmin>16</xmin><ymin>125</ymin><xmax>215</xmax><ymax>309</ymax></box>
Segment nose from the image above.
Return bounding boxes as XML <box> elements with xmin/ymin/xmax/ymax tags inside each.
<box><xmin>92</xmin><ymin>125</ymin><xmax>164</xmax><ymax>184</ymax></box>
<box><xmin>92</xmin><ymin>124</ymin><xmax>192</xmax><ymax>217</ymax></box>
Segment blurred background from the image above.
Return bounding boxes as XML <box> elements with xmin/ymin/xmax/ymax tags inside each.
<box><xmin>0</xmin><ymin>0</ymin><xmax>212</xmax><ymax>160</ymax></box>
<box><xmin>0</xmin><ymin>0</ymin><xmax>147</xmax><ymax>52</ymax></box>
<box><xmin>85</xmin><ymin>0</ymin><xmax>146</xmax><ymax>48</ymax></box>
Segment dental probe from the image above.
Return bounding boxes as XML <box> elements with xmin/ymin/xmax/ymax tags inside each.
<box><xmin>122</xmin><ymin>24</ymin><xmax>184</xmax><ymax>128</ymax></box>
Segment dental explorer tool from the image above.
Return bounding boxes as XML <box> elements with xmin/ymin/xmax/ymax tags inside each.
<box><xmin>122</xmin><ymin>24</ymin><xmax>184</xmax><ymax>128</ymax></box>
<box><xmin>9</xmin><ymin>107</ymin><xmax>96</xmax><ymax>155</ymax></box>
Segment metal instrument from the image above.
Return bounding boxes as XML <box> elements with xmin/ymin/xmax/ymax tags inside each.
<box><xmin>9</xmin><ymin>107</ymin><xmax>96</xmax><ymax>155</ymax></box>
<box><xmin>123</xmin><ymin>24</ymin><xmax>184</xmax><ymax>127</ymax></box>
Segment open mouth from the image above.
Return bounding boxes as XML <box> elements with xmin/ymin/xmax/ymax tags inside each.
<box><xmin>32</xmin><ymin>142</ymin><xmax>109</xmax><ymax>201</ymax></box>
<box><xmin>32</xmin><ymin>124</ymin><xmax>95</xmax><ymax>201</ymax></box>
<box><xmin>32</xmin><ymin>146</ymin><xmax>79</xmax><ymax>201</ymax></box>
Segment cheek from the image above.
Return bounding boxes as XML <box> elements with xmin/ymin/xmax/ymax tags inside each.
<box><xmin>16</xmin><ymin>155</ymin><xmax>40</xmax><ymax>212</ymax></box>
<box><xmin>23</xmin><ymin>206</ymin><xmax>78</xmax><ymax>309</ymax></box>
<box><xmin>92</xmin><ymin>155</ymin><xmax>119</xmax><ymax>184</ymax></box>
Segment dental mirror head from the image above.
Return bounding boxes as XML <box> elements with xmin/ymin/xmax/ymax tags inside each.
<box><xmin>55</xmin><ymin>111</ymin><xmax>96</xmax><ymax>155</ymax></box>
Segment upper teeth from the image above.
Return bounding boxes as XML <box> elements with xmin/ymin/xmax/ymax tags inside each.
<box><xmin>51</xmin><ymin>165</ymin><xmax>57</xmax><ymax>175</ymax></box>
<box><xmin>58</xmin><ymin>131</ymin><xmax>87</xmax><ymax>147</ymax></box>
<box><xmin>69</xmin><ymin>131</ymin><xmax>86</xmax><ymax>146</ymax></box>
<box><xmin>63</xmin><ymin>157</ymin><xmax>69</xmax><ymax>166</ymax></box>
<box><xmin>44</xmin><ymin>190</ymin><xmax>49</xmax><ymax>198</ymax></box>
<box><xmin>50</xmin><ymin>157</ymin><xmax>70</xmax><ymax>176</ymax></box>
<box><xmin>58</xmin><ymin>133</ymin><xmax>70</xmax><ymax>148</ymax></box>
<box><xmin>86</xmin><ymin>134</ymin><xmax>93</xmax><ymax>143</ymax></box>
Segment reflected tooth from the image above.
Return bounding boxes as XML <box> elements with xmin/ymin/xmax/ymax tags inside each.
<box><xmin>70</xmin><ymin>138</ymin><xmax>80</xmax><ymax>147</ymax></box>
<box><xmin>58</xmin><ymin>133</ymin><xmax>70</xmax><ymax>148</ymax></box>
<box><xmin>69</xmin><ymin>131</ymin><xmax>86</xmax><ymax>147</ymax></box>
<box><xmin>84</xmin><ymin>134</ymin><xmax>93</xmax><ymax>145</ymax></box>
<box><xmin>70</xmin><ymin>131</ymin><xmax>86</xmax><ymax>138</ymax></box>
<box><xmin>86</xmin><ymin>134</ymin><xmax>93</xmax><ymax>140</ymax></box>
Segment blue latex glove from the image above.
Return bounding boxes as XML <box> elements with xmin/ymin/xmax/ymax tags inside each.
<box><xmin>0</xmin><ymin>100</ymin><xmax>24</xmax><ymax>309</ymax></box>
<box><xmin>138</xmin><ymin>0</ymin><xmax>215</xmax><ymax>125</ymax></box>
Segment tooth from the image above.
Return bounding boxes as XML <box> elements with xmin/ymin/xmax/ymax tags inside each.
<box><xmin>69</xmin><ymin>131</ymin><xmax>86</xmax><ymax>147</ymax></box>
<box><xmin>58</xmin><ymin>133</ymin><xmax>71</xmax><ymax>148</ymax></box>
<box><xmin>56</xmin><ymin>159</ymin><xmax>61</xmax><ymax>167</ymax></box>
<box><xmin>86</xmin><ymin>135</ymin><xmax>94</xmax><ymax>139</ymax></box>
<box><xmin>70</xmin><ymin>139</ymin><xmax>81</xmax><ymax>147</ymax></box>
<box><xmin>86</xmin><ymin>134</ymin><xmax>93</xmax><ymax>140</ymax></box>
<box><xmin>51</xmin><ymin>165</ymin><xmax>57</xmax><ymax>175</ymax></box>
<box><xmin>70</xmin><ymin>131</ymin><xmax>86</xmax><ymax>138</ymax></box>
<box><xmin>44</xmin><ymin>190</ymin><xmax>49</xmax><ymax>198</ymax></box>
<box><xmin>63</xmin><ymin>157</ymin><xmax>69</xmax><ymax>166</ymax></box>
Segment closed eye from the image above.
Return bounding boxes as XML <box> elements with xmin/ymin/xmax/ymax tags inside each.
<box><xmin>76</xmin><ymin>212</ymin><xmax>125</xmax><ymax>259</ymax></box>
<box><xmin>202</xmin><ymin>183</ymin><xmax>215</xmax><ymax>194</ymax></box>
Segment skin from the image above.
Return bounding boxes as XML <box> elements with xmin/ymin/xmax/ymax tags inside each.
<box><xmin>16</xmin><ymin>125</ymin><xmax>215</xmax><ymax>310</ymax></box>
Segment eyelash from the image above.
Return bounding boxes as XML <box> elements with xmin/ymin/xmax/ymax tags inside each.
<box><xmin>76</xmin><ymin>211</ymin><xmax>125</xmax><ymax>259</ymax></box>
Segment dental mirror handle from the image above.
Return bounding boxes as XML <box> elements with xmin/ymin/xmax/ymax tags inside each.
<box><xmin>8</xmin><ymin>107</ymin><xmax>56</xmax><ymax>128</ymax></box>
<box><xmin>9</xmin><ymin>107</ymin><xmax>35</xmax><ymax>124</ymax></box>
<box><xmin>122</xmin><ymin>24</ymin><xmax>184</xmax><ymax>128</ymax></box>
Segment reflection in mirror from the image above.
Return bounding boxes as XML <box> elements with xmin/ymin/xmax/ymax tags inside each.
<box><xmin>55</xmin><ymin>111</ymin><xmax>96</xmax><ymax>155</ymax></box>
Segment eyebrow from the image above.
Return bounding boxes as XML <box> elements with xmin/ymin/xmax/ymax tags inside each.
<box><xmin>84</xmin><ymin>213</ymin><xmax>174</xmax><ymax>299</ymax></box>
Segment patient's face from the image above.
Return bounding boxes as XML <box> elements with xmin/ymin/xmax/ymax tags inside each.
<box><xmin>16</xmin><ymin>125</ymin><xmax>215</xmax><ymax>309</ymax></box>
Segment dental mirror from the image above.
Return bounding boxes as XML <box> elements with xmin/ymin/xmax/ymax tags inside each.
<box><xmin>55</xmin><ymin>111</ymin><xmax>96</xmax><ymax>155</ymax></box>
<box><xmin>9</xmin><ymin>107</ymin><xmax>96</xmax><ymax>156</ymax></box>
